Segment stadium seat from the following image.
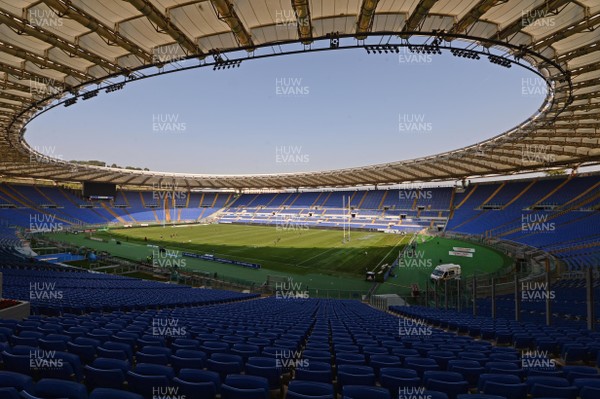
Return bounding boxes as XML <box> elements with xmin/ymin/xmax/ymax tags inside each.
<box><xmin>0</xmin><ymin>387</ymin><xmax>20</xmax><ymax>399</ymax></box>
<box><xmin>404</xmin><ymin>357</ymin><xmax>440</xmax><ymax>377</ymax></box>
<box><xmin>482</xmin><ymin>381</ymin><xmax>527</xmax><ymax>399</ymax></box>
<box><xmin>286</xmin><ymin>380</ymin><xmax>334</xmax><ymax>399</ymax></box>
<box><xmin>342</xmin><ymin>385</ymin><xmax>391</xmax><ymax>399</ymax></box>
<box><xmin>207</xmin><ymin>353</ymin><xmax>244</xmax><ymax>381</ymax></box>
<box><xmin>426</xmin><ymin>379</ymin><xmax>468</xmax><ymax>399</ymax></box>
<box><xmin>581</xmin><ymin>386</ymin><xmax>600</xmax><ymax>399</ymax></box>
<box><xmin>530</xmin><ymin>384</ymin><xmax>578</xmax><ymax>399</ymax></box>
<box><xmin>221</xmin><ymin>375</ymin><xmax>269</xmax><ymax>399</ymax></box>
<box><xmin>172</xmin><ymin>376</ymin><xmax>217</xmax><ymax>399</ymax></box>
<box><xmin>336</xmin><ymin>353</ymin><xmax>366</xmax><ymax>366</ymax></box>
<box><xmin>245</xmin><ymin>357</ymin><xmax>281</xmax><ymax>389</ymax></box>
<box><xmin>170</xmin><ymin>349</ymin><xmax>206</xmax><ymax>371</ymax></box>
<box><xmin>178</xmin><ymin>368</ymin><xmax>221</xmax><ymax>394</ymax></box>
<box><xmin>294</xmin><ymin>361</ymin><xmax>332</xmax><ymax>383</ymax></box>
<box><xmin>0</xmin><ymin>371</ymin><xmax>34</xmax><ymax>392</ymax></box>
<box><xmin>477</xmin><ymin>373</ymin><xmax>521</xmax><ymax>392</ymax></box>
<box><xmin>126</xmin><ymin>372</ymin><xmax>170</xmax><ymax>398</ymax></box>
<box><xmin>379</xmin><ymin>367</ymin><xmax>420</xmax><ymax>395</ymax></box>
<box><xmin>337</xmin><ymin>365</ymin><xmax>376</xmax><ymax>388</ymax></box>
<box><xmin>83</xmin><ymin>366</ymin><xmax>125</xmax><ymax>389</ymax></box>
<box><xmin>31</xmin><ymin>378</ymin><xmax>88</xmax><ymax>399</ymax></box>
<box><xmin>89</xmin><ymin>388</ymin><xmax>143</xmax><ymax>399</ymax></box>
<box><xmin>525</xmin><ymin>376</ymin><xmax>570</xmax><ymax>392</ymax></box>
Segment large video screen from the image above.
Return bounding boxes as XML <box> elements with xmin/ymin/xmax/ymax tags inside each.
<box><xmin>83</xmin><ymin>182</ymin><xmax>116</xmax><ymax>199</ymax></box>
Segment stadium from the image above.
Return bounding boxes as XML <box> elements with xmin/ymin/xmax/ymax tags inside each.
<box><xmin>0</xmin><ymin>0</ymin><xmax>599</xmax><ymax>398</ymax></box>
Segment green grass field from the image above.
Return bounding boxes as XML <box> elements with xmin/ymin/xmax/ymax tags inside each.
<box><xmin>100</xmin><ymin>224</ymin><xmax>406</xmax><ymax>276</ymax></box>
<box><xmin>44</xmin><ymin>223</ymin><xmax>513</xmax><ymax>297</ymax></box>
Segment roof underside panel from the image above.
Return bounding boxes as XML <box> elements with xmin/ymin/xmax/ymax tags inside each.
<box><xmin>0</xmin><ymin>0</ymin><xmax>597</xmax><ymax>189</ymax></box>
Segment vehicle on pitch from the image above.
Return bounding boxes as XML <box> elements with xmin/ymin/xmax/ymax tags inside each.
<box><xmin>430</xmin><ymin>264</ymin><xmax>461</xmax><ymax>281</ymax></box>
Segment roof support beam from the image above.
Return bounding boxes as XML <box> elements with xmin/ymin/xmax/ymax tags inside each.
<box><xmin>556</xmin><ymin>40</ymin><xmax>600</xmax><ymax>63</ymax></box>
<box><xmin>402</xmin><ymin>0</ymin><xmax>438</xmax><ymax>36</ymax></box>
<box><xmin>126</xmin><ymin>0</ymin><xmax>201</xmax><ymax>55</ymax></box>
<box><xmin>383</xmin><ymin>167</ymin><xmax>420</xmax><ymax>181</ymax></box>
<box><xmin>533</xmin><ymin>13</ymin><xmax>600</xmax><ymax>52</ymax></box>
<box><xmin>448</xmin><ymin>0</ymin><xmax>500</xmax><ymax>35</ymax></box>
<box><xmin>211</xmin><ymin>0</ymin><xmax>254</xmax><ymax>49</ymax></box>
<box><xmin>0</xmin><ymin>90</ymin><xmax>33</xmax><ymax>103</ymax></box>
<box><xmin>40</xmin><ymin>0</ymin><xmax>153</xmax><ymax>63</ymax></box>
<box><xmin>292</xmin><ymin>0</ymin><xmax>313</xmax><ymax>44</ymax></box>
<box><xmin>356</xmin><ymin>0</ymin><xmax>380</xmax><ymax>40</ymax></box>
<box><xmin>0</xmin><ymin>10</ymin><xmax>122</xmax><ymax>73</ymax></box>
<box><xmin>0</xmin><ymin>77</ymin><xmax>35</xmax><ymax>93</ymax></box>
<box><xmin>0</xmin><ymin>40</ymin><xmax>91</xmax><ymax>81</ymax></box>
<box><xmin>494</xmin><ymin>0</ymin><xmax>571</xmax><ymax>41</ymax></box>
<box><xmin>0</xmin><ymin>61</ymin><xmax>72</xmax><ymax>91</ymax></box>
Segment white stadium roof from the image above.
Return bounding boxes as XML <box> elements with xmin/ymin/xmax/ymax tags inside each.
<box><xmin>0</xmin><ymin>0</ymin><xmax>599</xmax><ymax>189</ymax></box>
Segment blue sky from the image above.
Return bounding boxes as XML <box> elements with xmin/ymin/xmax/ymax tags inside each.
<box><xmin>26</xmin><ymin>48</ymin><xmax>545</xmax><ymax>174</ymax></box>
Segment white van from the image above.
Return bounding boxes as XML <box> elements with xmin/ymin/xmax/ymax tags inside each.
<box><xmin>430</xmin><ymin>264</ymin><xmax>461</xmax><ymax>281</ymax></box>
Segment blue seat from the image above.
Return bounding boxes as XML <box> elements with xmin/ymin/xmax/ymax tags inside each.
<box><xmin>38</xmin><ymin>338</ymin><xmax>68</xmax><ymax>352</ymax></box>
<box><xmin>231</xmin><ymin>344</ymin><xmax>260</xmax><ymax>361</ymax></box>
<box><xmin>96</xmin><ymin>347</ymin><xmax>128</xmax><ymax>362</ymax></box>
<box><xmin>1</xmin><ymin>352</ymin><xmax>31</xmax><ymax>376</ymax></box>
<box><xmin>170</xmin><ymin>349</ymin><xmax>206</xmax><ymax>371</ymax></box>
<box><xmin>369</xmin><ymin>355</ymin><xmax>401</xmax><ymax>374</ymax></box>
<box><xmin>337</xmin><ymin>365</ymin><xmax>376</xmax><ymax>388</ymax></box>
<box><xmin>573</xmin><ymin>377</ymin><xmax>600</xmax><ymax>393</ymax></box>
<box><xmin>447</xmin><ymin>360</ymin><xmax>484</xmax><ymax>387</ymax></box>
<box><xmin>245</xmin><ymin>357</ymin><xmax>281</xmax><ymax>389</ymax></box>
<box><xmin>286</xmin><ymin>380</ymin><xmax>334</xmax><ymax>399</ymax></box>
<box><xmin>425</xmin><ymin>379</ymin><xmax>468</xmax><ymax>399</ymax></box>
<box><xmin>422</xmin><ymin>371</ymin><xmax>464</xmax><ymax>385</ymax></box>
<box><xmin>206</xmin><ymin>353</ymin><xmax>244</xmax><ymax>381</ymax></box>
<box><xmin>562</xmin><ymin>346</ymin><xmax>588</xmax><ymax>363</ymax></box>
<box><xmin>404</xmin><ymin>357</ymin><xmax>440</xmax><ymax>377</ymax></box>
<box><xmin>91</xmin><ymin>358</ymin><xmax>129</xmax><ymax>374</ymax></box>
<box><xmin>171</xmin><ymin>339</ymin><xmax>200</xmax><ymax>351</ymax></box>
<box><xmin>483</xmin><ymin>381</ymin><xmax>527</xmax><ymax>399</ymax></box>
<box><xmin>66</xmin><ymin>342</ymin><xmax>97</xmax><ymax>364</ymax></box>
<box><xmin>581</xmin><ymin>386</ymin><xmax>600</xmax><ymax>399</ymax></box>
<box><xmin>342</xmin><ymin>385</ymin><xmax>391</xmax><ymax>399</ymax></box>
<box><xmin>530</xmin><ymin>384</ymin><xmax>578</xmax><ymax>399</ymax></box>
<box><xmin>302</xmin><ymin>351</ymin><xmax>331</xmax><ymax>363</ymax></box>
<box><xmin>126</xmin><ymin>372</ymin><xmax>170</xmax><ymax>398</ymax></box>
<box><xmin>172</xmin><ymin>377</ymin><xmax>217</xmax><ymax>399</ymax></box>
<box><xmin>0</xmin><ymin>371</ymin><xmax>34</xmax><ymax>392</ymax></box>
<box><xmin>336</xmin><ymin>353</ymin><xmax>366</xmax><ymax>366</ymax></box>
<box><xmin>334</xmin><ymin>345</ymin><xmax>360</xmax><ymax>354</ymax></box>
<box><xmin>380</xmin><ymin>368</ymin><xmax>420</xmax><ymax>395</ymax></box>
<box><xmin>456</xmin><ymin>395</ymin><xmax>506</xmax><ymax>399</ymax></box>
<box><xmin>563</xmin><ymin>366</ymin><xmax>598</xmax><ymax>383</ymax></box>
<box><xmin>89</xmin><ymin>388</ymin><xmax>143</xmax><ymax>399</ymax></box>
<box><xmin>221</xmin><ymin>375</ymin><xmax>268</xmax><ymax>399</ymax></box>
<box><xmin>31</xmin><ymin>378</ymin><xmax>88</xmax><ymax>399</ymax></box>
<box><xmin>136</xmin><ymin>352</ymin><xmax>169</xmax><ymax>365</ymax></box>
<box><xmin>134</xmin><ymin>363</ymin><xmax>175</xmax><ymax>380</ymax></box>
<box><xmin>83</xmin><ymin>366</ymin><xmax>124</xmax><ymax>389</ymax></box>
<box><xmin>391</xmin><ymin>348</ymin><xmax>419</xmax><ymax>362</ymax></box>
<box><xmin>420</xmin><ymin>391</ymin><xmax>449</xmax><ymax>399</ymax></box>
<box><xmin>0</xmin><ymin>387</ymin><xmax>20</xmax><ymax>399</ymax></box>
<box><xmin>178</xmin><ymin>368</ymin><xmax>221</xmax><ymax>394</ymax></box>
<box><xmin>294</xmin><ymin>361</ymin><xmax>332</xmax><ymax>383</ymax></box>
<box><xmin>428</xmin><ymin>351</ymin><xmax>457</xmax><ymax>370</ymax></box>
<box><xmin>484</xmin><ymin>362</ymin><xmax>524</xmax><ymax>378</ymax></box>
<box><xmin>477</xmin><ymin>374</ymin><xmax>521</xmax><ymax>392</ymax></box>
<box><xmin>525</xmin><ymin>376</ymin><xmax>570</xmax><ymax>392</ymax></box>
<box><xmin>362</xmin><ymin>347</ymin><xmax>389</xmax><ymax>358</ymax></box>
<box><xmin>140</xmin><ymin>346</ymin><xmax>171</xmax><ymax>356</ymax></box>
<box><xmin>199</xmin><ymin>341</ymin><xmax>229</xmax><ymax>356</ymax></box>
